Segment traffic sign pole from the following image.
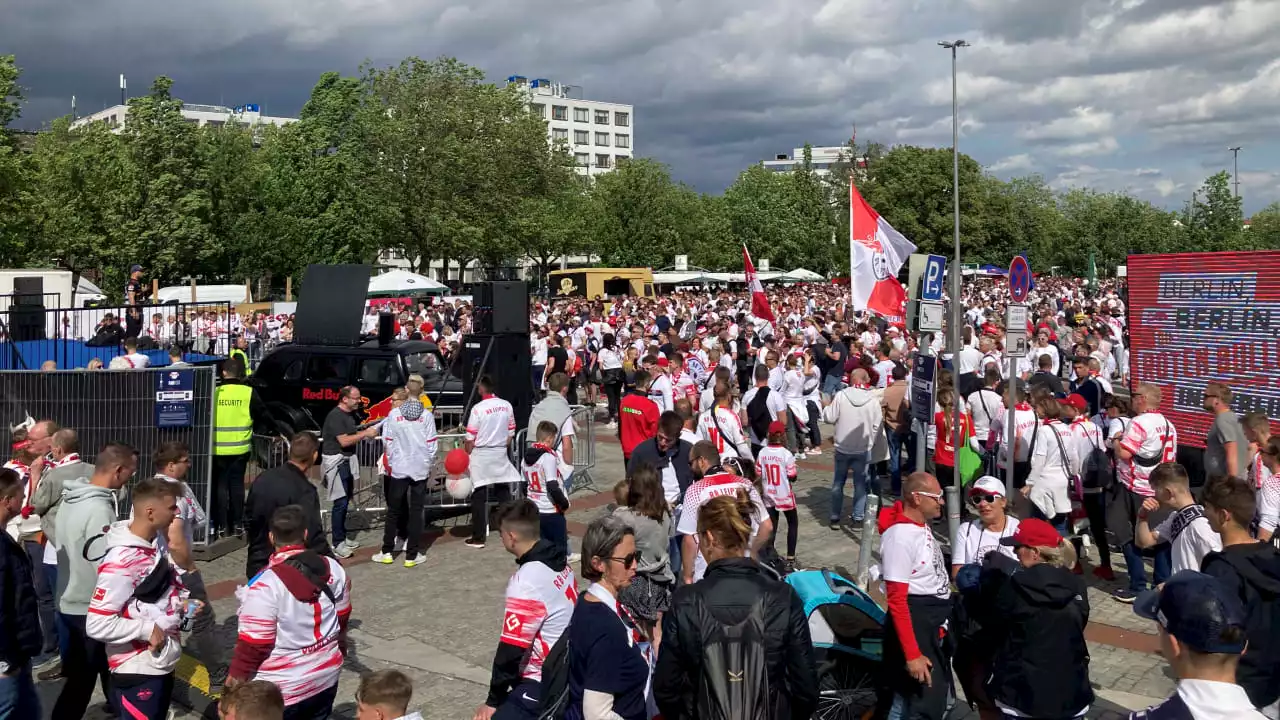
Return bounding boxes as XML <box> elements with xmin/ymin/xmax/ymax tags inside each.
<box><xmin>1004</xmin><ymin>255</ymin><xmax>1031</xmax><ymax>499</ymax></box>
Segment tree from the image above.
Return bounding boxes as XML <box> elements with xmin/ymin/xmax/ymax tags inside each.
<box><xmin>1246</xmin><ymin>202</ymin><xmax>1280</xmax><ymax>250</ymax></box>
<box><xmin>588</xmin><ymin>158</ymin><xmax>694</xmax><ymax>268</ymax></box>
<box><xmin>0</xmin><ymin>55</ymin><xmax>29</xmax><ymax>265</ymax></box>
<box><xmin>25</xmin><ymin>118</ymin><xmax>135</xmax><ymax>284</ymax></box>
<box><xmin>1188</xmin><ymin>171</ymin><xmax>1245</xmax><ymax>250</ymax></box>
<box><xmin>115</xmin><ymin>76</ymin><xmax>213</xmax><ymax>290</ymax></box>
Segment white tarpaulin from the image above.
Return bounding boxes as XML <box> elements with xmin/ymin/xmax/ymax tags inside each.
<box><xmin>367</xmin><ymin>269</ymin><xmax>447</xmax><ymax>295</ymax></box>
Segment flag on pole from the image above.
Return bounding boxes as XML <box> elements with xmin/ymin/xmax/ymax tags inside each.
<box><xmin>849</xmin><ymin>184</ymin><xmax>915</xmax><ymax>325</ymax></box>
<box><xmin>1086</xmin><ymin>250</ymin><xmax>1098</xmax><ymax>291</ymax></box>
<box><xmin>743</xmin><ymin>245</ymin><xmax>775</xmax><ymax>323</ymax></box>
<box><xmin>119</xmin><ymin>74</ymin><xmax>126</xmax><ymax>90</ymax></box>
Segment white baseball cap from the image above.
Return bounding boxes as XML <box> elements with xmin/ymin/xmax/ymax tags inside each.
<box><xmin>968</xmin><ymin>476</ymin><xmax>1006</xmax><ymax>498</ymax></box>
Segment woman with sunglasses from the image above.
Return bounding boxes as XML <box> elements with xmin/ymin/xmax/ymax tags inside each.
<box><xmin>950</xmin><ymin>477</ymin><xmax>1019</xmax><ymax>720</ymax></box>
<box><xmin>654</xmin><ymin>491</ymin><xmax>818</xmax><ymax>720</ymax></box>
<box><xmin>975</xmin><ymin>519</ymin><xmax>1093</xmax><ymax>720</ymax></box>
<box><xmin>613</xmin><ymin>466</ymin><xmax>673</xmax><ymax>648</ymax></box>
<box><xmin>564</xmin><ymin>515</ymin><xmax>650</xmax><ymax>720</ymax></box>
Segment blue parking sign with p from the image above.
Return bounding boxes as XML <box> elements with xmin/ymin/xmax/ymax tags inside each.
<box><xmin>921</xmin><ymin>255</ymin><xmax>946</xmax><ymax>301</ymax></box>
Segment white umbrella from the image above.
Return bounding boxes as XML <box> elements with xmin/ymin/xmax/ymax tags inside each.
<box><xmin>780</xmin><ymin>268</ymin><xmax>824</xmax><ymax>282</ymax></box>
<box><xmin>367</xmin><ymin>269</ymin><xmax>447</xmax><ymax>295</ymax></box>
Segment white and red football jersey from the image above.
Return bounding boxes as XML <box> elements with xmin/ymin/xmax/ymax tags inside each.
<box><xmin>1116</xmin><ymin>413</ymin><xmax>1178</xmax><ymax>496</ymax></box>
<box><xmin>500</xmin><ymin>557</ymin><xmax>577</xmax><ymax>682</ymax></box>
<box><xmin>696</xmin><ymin>407</ymin><xmax>749</xmax><ymax>461</ymax></box>
<box><xmin>521</xmin><ymin>446</ymin><xmax>571</xmax><ymax>515</ymax></box>
<box><xmin>87</xmin><ymin>529</ymin><xmax>185</xmax><ymax>676</ymax></box>
<box><xmin>757</xmin><ymin>444</ymin><xmax>798</xmax><ymax>511</ymax></box>
<box><xmin>671</xmin><ymin>371</ymin><xmax>700</xmax><ymax>411</ymax></box>
<box><xmin>237</xmin><ymin>548</ymin><xmax>352</xmax><ymax>705</ymax></box>
<box><xmin>676</xmin><ymin>472</ymin><xmax>768</xmax><ymax>581</ymax></box>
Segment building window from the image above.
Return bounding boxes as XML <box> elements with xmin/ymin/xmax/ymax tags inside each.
<box><xmin>574</xmin><ymin>152</ymin><xmax>589</xmax><ymax>167</ymax></box>
<box><xmin>594</xmin><ymin>109</ymin><xmax>610</xmax><ymax>124</ymax></box>
<box><xmin>530</xmin><ymin>103</ymin><xmax>546</xmax><ymax>118</ymax></box>
<box><xmin>552</xmin><ymin>128</ymin><xmax>568</xmax><ymax>142</ymax></box>
<box><xmin>552</xmin><ymin>105</ymin><xmax>568</xmax><ymax>121</ymax></box>
<box><xmin>573</xmin><ymin>107</ymin><xmax>589</xmax><ymax>122</ymax></box>
<box><xmin>595</xmin><ymin>154</ymin><xmax>611</xmax><ymax>169</ymax></box>
<box><xmin>614</xmin><ymin>134</ymin><xmax>630</xmax><ymax>148</ymax></box>
<box><xmin>595</xmin><ymin>132</ymin><xmax>610</xmax><ymax>146</ymax></box>
<box><xmin>574</xmin><ymin>130</ymin><xmax>589</xmax><ymax>145</ymax></box>
<box><xmin>207</xmin><ymin>119</ymin><xmax>225</xmax><ymax>127</ymax></box>
<box><xmin>615</xmin><ymin>111</ymin><xmax>630</xmax><ymax>127</ymax></box>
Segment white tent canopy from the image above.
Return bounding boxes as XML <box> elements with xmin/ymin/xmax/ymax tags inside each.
<box><xmin>367</xmin><ymin>269</ymin><xmax>448</xmax><ymax>295</ymax></box>
<box><xmin>652</xmin><ymin>269</ymin><xmax>826</xmax><ymax>285</ymax></box>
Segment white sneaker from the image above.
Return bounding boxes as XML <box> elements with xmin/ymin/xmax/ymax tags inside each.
<box><xmin>796</xmin><ymin>453</ymin><xmax>807</xmax><ymax>460</ymax></box>
<box><xmin>404</xmin><ymin>553</ymin><xmax>427</xmax><ymax>568</ymax></box>
<box><xmin>371</xmin><ymin>552</ymin><xmax>394</xmax><ymax>565</ymax></box>
<box><xmin>567</xmin><ymin>552</ymin><xmax>582</xmax><ymax>564</ymax></box>
<box><xmin>807</xmin><ymin>447</ymin><xmax>822</xmax><ymax>456</ymax></box>
<box><xmin>333</xmin><ymin>543</ymin><xmax>354</xmax><ymax>559</ymax></box>
<box><xmin>393</xmin><ymin>537</ymin><xmax>406</xmax><ymax>553</ymax></box>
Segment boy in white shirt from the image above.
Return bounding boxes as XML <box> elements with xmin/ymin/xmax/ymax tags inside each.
<box><xmin>756</xmin><ymin>421</ymin><xmax>799</xmax><ymax>570</ymax></box>
<box><xmin>520</xmin><ymin>421</ymin><xmax>572</xmax><ymax>555</ymax></box>
<box><xmin>1136</xmin><ymin>463</ymin><xmax>1222</xmax><ymax>574</ymax></box>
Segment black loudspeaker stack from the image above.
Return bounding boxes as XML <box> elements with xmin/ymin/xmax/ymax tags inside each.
<box><xmin>473</xmin><ymin>281</ymin><xmax>529</xmax><ymax>335</ymax></box>
<box><xmin>377</xmin><ymin>312</ymin><xmax>395</xmax><ymax>346</ymax></box>
<box><xmin>11</xmin><ymin>276</ymin><xmax>46</xmax><ymax>342</ymax></box>
<box><xmin>460</xmin><ymin>280</ymin><xmax>533</xmax><ymax>429</ymax></box>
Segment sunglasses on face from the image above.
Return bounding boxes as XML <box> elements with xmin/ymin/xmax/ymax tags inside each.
<box><xmin>969</xmin><ymin>493</ymin><xmax>1000</xmax><ymax>505</ymax></box>
<box><xmin>604</xmin><ymin>551</ymin><xmax>641</xmax><ymax>569</ymax></box>
<box><xmin>914</xmin><ymin>490</ymin><xmax>944</xmax><ymax>502</ymax></box>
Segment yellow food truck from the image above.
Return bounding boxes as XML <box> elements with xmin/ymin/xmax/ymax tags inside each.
<box><xmin>546</xmin><ymin>268</ymin><xmax>654</xmax><ymax>298</ymax></box>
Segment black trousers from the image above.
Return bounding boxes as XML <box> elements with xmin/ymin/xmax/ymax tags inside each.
<box><xmin>469</xmin><ymin>484</ymin><xmax>512</xmax><ymax>542</ymax></box>
<box><xmin>603</xmin><ymin>380</ymin><xmax>623</xmax><ymax>421</ymax></box>
<box><xmin>212</xmin><ymin>453</ymin><xmax>248</xmax><ymax>534</ymax></box>
<box><xmin>51</xmin><ymin>613</ymin><xmax>112</xmax><ymax>720</ymax></box>
<box><xmin>382</xmin><ymin>476</ymin><xmax>427</xmax><ymax>556</ymax></box>
<box><xmin>1079</xmin><ymin>491</ymin><xmax>1112</xmax><ymax>568</ymax></box>
<box><xmin>767</xmin><ymin>507</ymin><xmax>799</xmax><ymax>557</ymax></box>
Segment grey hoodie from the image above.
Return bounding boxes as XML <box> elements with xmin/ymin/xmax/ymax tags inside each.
<box><xmin>57</xmin><ymin>477</ymin><xmax>119</xmax><ymax>615</ymax></box>
<box><xmin>821</xmin><ymin>385</ymin><xmax>887</xmax><ymax>458</ymax></box>
<box><xmin>31</xmin><ymin>459</ymin><xmax>93</xmax><ymax>549</ymax></box>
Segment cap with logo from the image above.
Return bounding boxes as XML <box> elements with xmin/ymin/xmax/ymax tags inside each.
<box><xmin>968</xmin><ymin>476</ymin><xmax>1006</xmax><ymax>499</ymax></box>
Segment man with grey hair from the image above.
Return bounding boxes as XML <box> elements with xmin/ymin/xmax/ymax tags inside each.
<box><xmin>1110</xmin><ymin>383</ymin><xmax>1177</xmax><ymax>602</ymax></box>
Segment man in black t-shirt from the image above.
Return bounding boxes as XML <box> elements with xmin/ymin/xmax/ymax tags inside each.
<box><xmin>822</xmin><ymin>323</ymin><xmax>848</xmax><ymax>399</ymax></box>
<box><xmin>321</xmin><ymin>386</ymin><xmax>378</xmax><ymax>558</ymax></box>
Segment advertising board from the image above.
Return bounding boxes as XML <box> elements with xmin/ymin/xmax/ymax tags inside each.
<box><xmin>1128</xmin><ymin>251</ymin><xmax>1280</xmax><ymax>448</ymax></box>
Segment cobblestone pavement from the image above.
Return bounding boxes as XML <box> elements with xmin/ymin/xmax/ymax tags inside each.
<box><xmin>33</xmin><ymin>425</ymin><xmax>1175</xmax><ymax>719</ymax></box>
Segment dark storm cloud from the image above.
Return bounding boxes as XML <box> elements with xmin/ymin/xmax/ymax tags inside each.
<box><xmin>4</xmin><ymin>0</ymin><xmax>1280</xmax><ymax>208</ymax></box>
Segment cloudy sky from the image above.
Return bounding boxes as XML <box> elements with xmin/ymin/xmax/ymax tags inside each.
<box><xmin>6</xmin><ymin>0</ymin><xmax>1280</xmax><ymax>213</ymax></box>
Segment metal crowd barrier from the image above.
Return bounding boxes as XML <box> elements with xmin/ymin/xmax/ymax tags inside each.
<box><xmin>249</xmin><ymin>403</ymin><xmax>601</xmax><ymax>534</ymax></box>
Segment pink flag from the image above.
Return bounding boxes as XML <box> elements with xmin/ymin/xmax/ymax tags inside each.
<box><xmin>849</xmin><ymin>184</ymin><xmax>916</xmax><ymax>325</ymax></box>
<box><xmin>743</xmin><ymin>245</ymin><xmax>775</xmax><ymax>323</ymax></box>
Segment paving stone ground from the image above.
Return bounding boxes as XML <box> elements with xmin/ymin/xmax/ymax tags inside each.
<box><xmin>33</xmin><ymin>424</ymin><xmax>1175</xmax><ymax>719</ymax></box>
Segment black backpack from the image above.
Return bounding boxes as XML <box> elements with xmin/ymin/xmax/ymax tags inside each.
<box><xmin>693</xmin><ymin>592</ymin><xmax>774</xmax><ymax>720</ymax></box>
<box><xmin>746</xmin><ymin>388</ymin><xmax>774</xmax><ymax>443</ymax></box>
<box><xmin>535</xmin><ymin>632</ymin><xmax>572</xmax><ymax>720</ymax></box>
<box><xmin>1080</xmin><ymin>425</ymin><xmax>1114</xmax><ymax>491</ymax></box>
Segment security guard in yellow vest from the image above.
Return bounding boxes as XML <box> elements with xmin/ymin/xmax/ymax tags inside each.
<box><xmin>229</xmin><ymin>336</ymin><xmax>252</xmax><ymax>377</ymax></box>
<box><xmin>213</xmin><ymin>358</ymin><xmax>265</xmax><ymax>539</ymax></box>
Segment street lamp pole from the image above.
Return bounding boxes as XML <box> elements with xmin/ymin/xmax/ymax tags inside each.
<box><xmin>1229</xmin><ymin>146</ymin><xmax>1242</xmax><ymax>202</ymax></box>
<box><xmin>939</xmin><ymin>39</ymin><xmax>968</xmax><ymax>497</ymax></box>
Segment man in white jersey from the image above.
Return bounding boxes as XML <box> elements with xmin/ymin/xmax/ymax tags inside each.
<box><xmin>648</xmin><ymin>356</ymin><xmax>675</xmax><ymax>413</ymax></box>
<box><xmin>229</xmin><ymin>505</ymin><xmax>351</xmax><ymax>718</ymax></box>
<box><xmin>374</xmin><ymin>398</ymin><xmax>437</xmax><ymax>568</ymax></box>
<box><xmin>877</xmin><ymin>471</ymin><xmax>952</xmax><ymax>719</ymax></box>
<box><xmin>464</xmin><ymin>375</ymin><xmax>521</xmax><ymax>549</ymax></box>
<box><xmin>967</xmin><ymin>366</ymin><xmax>1004</xmax><ymax>451</ymax></box>
<box><xmin>1110</xmin><ymin>383</ymin><xmax>1178</xmax><ymax>602</ymax></box>
<box><xmin>675</xmin><ymin>442</ymin><xmax>771</xmax><ymax>584</ymax></box>
<box><xmin>474</xmin><ymin>500</ymin><xmax>576</xmax><ymax>720</ymax></box>
<box><xmin>697</xmin><ymin>383</ymin><xmax>751</xmax><ymax>461</ymax></box>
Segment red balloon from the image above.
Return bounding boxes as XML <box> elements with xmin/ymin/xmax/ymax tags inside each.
<box><xmin>444</xmin><ymin>448</ymin><xmax>470</xmax><ymax>476</ymax></box>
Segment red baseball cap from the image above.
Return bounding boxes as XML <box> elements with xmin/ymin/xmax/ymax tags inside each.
<box><xmin>768</xmin><ymin>420</ymin><xmax>786</xmax><ymax>435</ymax></box>
<box><xmin>999</xmin><ymin>518</ymin><xmax>1063</xmax><ymax>548</ymax></box>
<box><xmin>1063</xmin><ymin>394</ymin><xmax>1088</xmax><ymax>411</ymax></box>
<box><xmin>655</xmin><ymin>357</ymin><xmax>670</xmax><ymax>367</ymax></box>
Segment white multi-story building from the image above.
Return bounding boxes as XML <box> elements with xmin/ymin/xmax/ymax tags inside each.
<box><xmin>762</xmin><ymin>145</ymin><xmax>864</xmax><ymax>176</ymax></box>
<box><xmin>70</xmin><ymin>103</ymin><xmax>297</xmax><ymax>135</ymax></box>
<box><xmin>512</xmin><ymin>76</ymin><xmax>634</xmax><ymax>177</ymax></box>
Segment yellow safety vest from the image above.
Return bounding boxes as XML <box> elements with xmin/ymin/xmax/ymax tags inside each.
<box><xmin>214</xmin><ymin>384</ymin><xmax>253</xmax><ymax>456</ymax></box>
<box><xmin>229</xmin><ymin>348</ymin><xmax>252</xmax><ymax>376</ymax></box>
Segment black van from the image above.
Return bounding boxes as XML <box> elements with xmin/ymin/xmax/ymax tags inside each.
<box><xmin>250</xmin><ymin>339</ymin><xmax>463</xmax><ymax>433</ymax></box>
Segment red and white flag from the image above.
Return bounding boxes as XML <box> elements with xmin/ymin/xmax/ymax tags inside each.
<box><xmin>743</xmin><ymin>245</ymin><xmax>775</xmax><ymax>323</ymax></box>
<box><xmin>849</xmin><ymin>183</ymin><xmax>915</xmax><ymax>325</ymax></box>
